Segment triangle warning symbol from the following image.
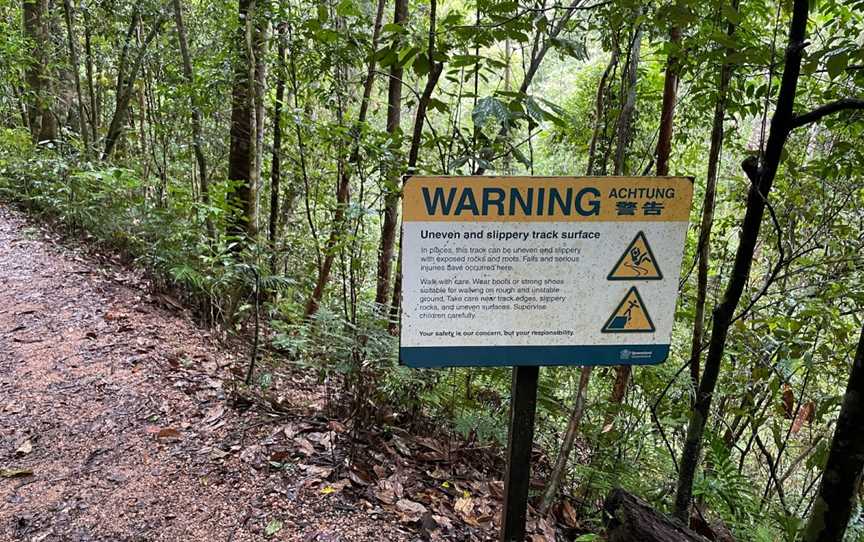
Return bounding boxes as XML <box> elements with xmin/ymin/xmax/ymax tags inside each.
<box><xmin>602</xmin><ymin>287</ymin><xmax>656</xmax><ymax>333</ymax></box>
<box><xmin>607</xmin><ymin>231</ymin><xmax>663</xmax><ymax>280</ymax></box>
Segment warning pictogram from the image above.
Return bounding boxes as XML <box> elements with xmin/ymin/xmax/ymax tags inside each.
<box><xmin>607</xmin><ymin>231</ymin><xmax>663</xmax><ymax>280</ymax></box>
<box><xmin>602</xmin><ymin>287</ymin><xmax>656</xmax><ymax>333</ymax></box>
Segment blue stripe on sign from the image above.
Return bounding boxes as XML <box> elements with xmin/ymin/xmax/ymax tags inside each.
<box><xmin>400</xmin><ymin>344</ymin><xmax>670</xmax><ymax>368</ymax></box>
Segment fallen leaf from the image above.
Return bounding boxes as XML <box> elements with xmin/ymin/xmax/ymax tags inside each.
<box><xmin>373</xmin><ymin>464</ymin><xmax>388</xmax><ymax>479</ymax></box>
<box><xmin>269</xmin><ymin>450</ymin><xmax>292</xmax><ymax>463</ymax></box>
<box><xmin>559</xmin><ymin>500</ymin><xmax>580</xmax><ymax>528</ymax></box>
<box><xmin>293</xmin><ymin>437</ymin><xmax>316</xmax><ymax>456</ymax></box>
<box><xmin>4</xmin><ymin>402</ymin><xmax>25</xmax><ymax>414</ymax></box>
<box><xmin>349</xmin><ymin>466</ymin><xmax>372</xmax><ymax>486</ymax></box>
<box><xmin>156</xmin><ymin>428</ymin><xmax>182</xmax><ymax>442</ymax></box>
<box><xmin>209</xmin><ymin>448</ymin><xmax>230</xmax><ymax>460</ymax></box>
<box><xmin>455</xmin><ymin>496</ymin><xmax>474</xmax><ymax>514</ymax></box>
<box><xmin>282</xmin><ymin>423</ymin><xmax>298</xmax><ymax>439</ymax></box>
<box><xmin>391</xmin><ymin>437</ymin><xmax>411</xmax><ymax>457</ymax></box>
<box><xmin>203</xmin><ymin>405</ymin><xmax>225</xmax><ymax>425</ymax></box>
<box><xmin>15</xmin><ymin>440</ymin><xmax>33</xmax><ymax>456</ymax></box>
<box><xmin>0</xmin><ymin>468</ymin><xmax>33</xmax><ymax>478</ymax></box>
<box><xmin>302</xmin><ymin>464</ymin><xmax>334</xmax><ymax>480</ymax></box>
<box><xmin>327</xmin><ymin>420</ymin><xmax>348</xmax><ymax>433</ymax></box>
<box><xmin>396</xmin><ymin>498</ymin><xmax>427</xmax><ymax>523</ymax></box>
<box><xmin>320</xmin><ymin>479</ymin><xmax>350</xmax><ymax>495</ymax></box>
<box><xmin>374</xmin><ymin>478</ymin><xmax>404</xmax><ymax>504</ymax></box>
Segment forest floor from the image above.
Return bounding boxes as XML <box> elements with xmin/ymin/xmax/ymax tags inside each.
<box><xmin>0</xmin><ymin>205</ymin><xmax>527</xmax><ymax>542</ymax></box>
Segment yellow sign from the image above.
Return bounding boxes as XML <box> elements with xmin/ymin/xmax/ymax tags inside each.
<box><xmin>608</xmin><ymin>231</ymin><xmax>662</xmax><ymax>280</ymax></box>
<box><xmin>602</xmin><ymin>287</ymin><xmax>655</xmax><ymax>333</ymax></box>
<box><xmin>403</xmin><ymin>176</ymin><xmax>694</xmax><ymax>223</ymax></box>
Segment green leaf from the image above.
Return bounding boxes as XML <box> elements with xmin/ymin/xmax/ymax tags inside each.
<box><xmin>551</xmin><ymin>37</ymin><xmax>587</xmax><ymax>60</ymax></box>
<box><xmin>826</xmin><ymin>52</ymin><xmax>848</xmax><ymax>79</ymax></box>
<box><xmin>316</xmin><ymin>4</ymin><xmax>328</xmax><ymax>22</ymax></box>
<box><xmin>710</xmin><ymin>30</ymin><xmax>738</xmax><ymax>50</ymax></box>
<box><xmin>472</xmin><ymin>96</ymin><xmax>510</xmax><ymax>133</ymax></box>
<box><xmin>721</xmin><ymin>3</ymin><xmax>740</xmax><ymax>25</ymax></box>
<box><xmin>265</xmin><ymin>519</ymin><xmax>283</xmax><ymax>537</ymax></box>
<box><xmin>447</xmin><ymin>156</ymin><xmax>469</xmax><ymax>171</ymax></box>
<box><xmin>511</xmin><ymin>147</ymin><xmax>531</xmax><ymax>168</ymax></box>
<box><xmin>335</xmin><ymin>0</ymin><xmax>359</xmax><ymax>17</ymax></box>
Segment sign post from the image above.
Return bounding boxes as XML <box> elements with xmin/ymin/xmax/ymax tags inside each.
<box><xmin>501</xmin><ymin>365</ymin><xmax>539</xmax><ymax>541</ymax></box>
<box><xmin>399</xmin><ymin>176</ymin><xmax>693</xmax><ymax>540</ymax></box>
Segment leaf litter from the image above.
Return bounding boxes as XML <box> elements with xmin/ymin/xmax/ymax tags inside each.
<box><xmin>0</xmin><ymin>206</ymin><xmax>577</xmax><ymax>540</ymax></box>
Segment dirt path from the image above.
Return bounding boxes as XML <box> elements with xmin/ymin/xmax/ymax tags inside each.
<box><xmin>0</xmin><ymin>207</ymin><xmax>420</xmax><ymax>541</ymax></box>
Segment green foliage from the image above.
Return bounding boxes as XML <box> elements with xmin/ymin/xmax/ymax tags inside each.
<box><xmin>1</xmin><ymin>0</ymin><xmax>864</xmax><ymax>538</ymax></box>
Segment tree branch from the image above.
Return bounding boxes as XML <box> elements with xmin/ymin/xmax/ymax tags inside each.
<box><xmin>790</xmin><ymin>98</ymin><xmax>864</xmax><ymax>131</ymax></box>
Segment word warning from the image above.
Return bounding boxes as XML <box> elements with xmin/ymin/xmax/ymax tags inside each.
<box><xmin>399</xmin><ymin>176</ymin><xmax>694</xmax><ymax>367</ymax></box>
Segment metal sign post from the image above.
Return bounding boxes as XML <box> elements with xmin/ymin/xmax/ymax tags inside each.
<box><xmin>501</xmin><ymin>366</ymin><xmax>539</xmax><ymax>541</ymax></box>
<box><xmin>398</xmin><ymin>176</ymin><xmax>694</xmax><ymax>541</ymax></box>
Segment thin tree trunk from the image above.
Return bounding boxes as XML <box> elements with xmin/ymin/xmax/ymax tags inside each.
<box><xmin>373</xmin><ymin>0</ymin><xmax>408</xmax><ymax>307</ymax></box>
<box><xmin>268</xmin><ymin>22</ymin><xmax>287</xmax><ymax>270</ymax></box>
<box><xmin>83</xmin><ymin>5</ymin><xmax>97</xmax><ymax>141</ymax></box>
<box><xmin>226</xmin><ymin>0</ymin><xmax>257</xmax><ymax>242</ymax></box>
<box><xmin>303</xmin><ymin>0</ymin><xmax>386</xmax><ymax>317</ymax></box>
<box><xmin>613</xmin><ymin>19</ymin><xmax>641</xmax><ymax>175</ymax></box>
<box><xmin>386</xmin><ymin>0</ymin><xmax>445</xmax><ymax>327</ymax></box>
<box><xmin>539</xmin><ymin>366</ymin><xmax>592</xmax><ymax>514</ymax></box>
<box><xmin>687</xmin><ymin>0</ymin><xmax>739</xmax><ymax>389</ymax></box>
<box><xmin>801</xmin><ymin>324</ymin><xmax>864</xmax><ymax>542</ymax></box>
<box><xmin>586</xmin><ymin>47</ymin><xmax>618</xmax><ymax>175</ymax></box>
<box><xmin>252</xmin><ymin>15</ymin><xmax>269</xmax><ymax>233</ymax></box>
<box><xmin>654</xmin><ymin>24</ymin><xmax>680</xmax><ymax>176</ymax></box>
<box><xmin>673</xmin><ymin>0</ymin><xmax>809</xmax><ymax>520</ymax></box>
<box><xmin>62</xmin><ymin>0</ymin><xmax>88</xmax><ymax>150</ymax></box>
<box><xmin>535</xmin><ymin>65</ymin><xmax>615</xmax><ymax>509</ymax></box>
<box><xmin>172</xmin><ymin>0</ymin><xmax>213</xmax><ymax>238</ymax></box>
<box><xmin>23</xmin><ymin>0</ymin><xmax>50</xmax><ymax>142</ymax></box>
<box><xmin>606</xmin><ymin>17</ymin><xmax>642</xmax><ymax>419</ymax></box>
<box><xmin>103</xmin><ymin>14</ymin><xmax>165</xmax><ymax>159</ymax></box>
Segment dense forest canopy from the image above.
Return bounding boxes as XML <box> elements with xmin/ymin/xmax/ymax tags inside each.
<box><xmin>1</xmin><ymin>0</ymin><xmax>864</xmax><ymax>539</ymax></box>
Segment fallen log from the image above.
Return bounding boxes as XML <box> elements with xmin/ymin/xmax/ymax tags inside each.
<box><xmin>604</xmin><ymin>488</ymin><xmax>711</xmax><ymax>542</ymax></box>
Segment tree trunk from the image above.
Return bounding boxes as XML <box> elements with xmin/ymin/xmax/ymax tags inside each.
<box><xmin>673</xmin><ymin>0</ymin><xmax>810</xmax><ymax>520</ymax></box>
<box><xmin>605</xmin><ymin>489</ymin><xmax>709</xmax><ymax>542</ymax></box>
<box><xmin>226</xmin><ymin>0</ymin><xmax>257</xmax><ymax>242</ymax></box>
<box><xmin>303</xmin><ymin>0</ymin><xmax>386</xmax><ymax>317</ymax></box>
<box><xmin>23</xmin><ymin>0</ymin><xmax>51</xmax><ymax>142</ymax></box>
<box><xmin>373</xmin><ymin>0</ymin><xmax>408</xmax><ymax>308</ymax></box>
<box><xmin>613</xmin><ymin>18</ymin><xmax>641</xmax><ymax>175</ymax></box>
<box><xmin>539</xmin><ymin>366</ymin><xmax>592</xmax><ymax>514</ymax></box>
<box><xmin>172</xmin><ymin>0</ymin><xmax>213</xmax><ymax>238</ymax></box>
<box><xmin>654</xmin><ymin>24</ymin><xmax>680</xmax><ymax>176</ymax></box>
<box><xmin>605</xmin><ymin>17</ymin><xmax>642</xmax><ymax>422</ymax></box>
<box><xmin>687</xmin><ymin>0</ymin><xmax>739</xmax><ymax>389</ymax></box>
<box><xmin>268</xmin><ymin>22</ymin><xmax>287</xmax><ymax>270</ymax></box>
<box><xmin>83</xmin><ymin>5</ymin><xmax>97</xmax><ymax>141</ymax></box>
<box><xmin>102</xmin><ymin>14</ymin><xmax>165</xmax><ymax>159</ymax></box>
<box><xmin>586</xmin><ymin>46</ymin><xmax>618</xmax><ymax>176</ymax></box>
<box><xmin>252</xmin><ymin>15</ymin><xmax>269</xmax><ymax>232</ymax></box>
<box><xmin>62</xmin><ymin>0</ymin><xmax>88</xmax><ymax>149</ymax></box>
<box><xmin>386</xmin><ymin>0</ymin><xmax>445</xmax><ymax>326</ymax></box>
<box><xmin>801</xmin><ymin>324</ymin><xmax>864</xmax><ymax>542</ymax></box>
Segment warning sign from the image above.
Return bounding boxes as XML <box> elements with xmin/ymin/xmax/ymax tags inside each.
<box><xmin>601</xmin><ymin>287</ymin><xmax>656</xmax><ymax>333</ymax></box>
<box><xmin>607</xmin><ymin>231</ymin><xmax>662</xmax><ymax>280</ymax></box>
<box><xmin>398</xmin><ymin>176</ymin><xmax>694</xmax><ymax>368</ymax></box>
